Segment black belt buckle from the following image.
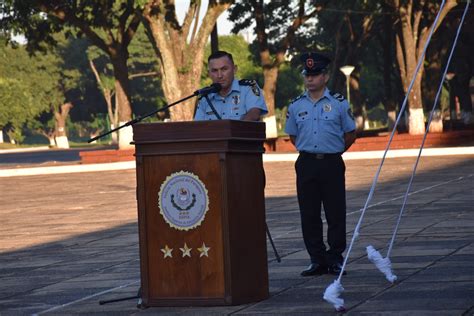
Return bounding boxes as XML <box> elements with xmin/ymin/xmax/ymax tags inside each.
<box><xmin>315</xmin><ymin>153</ymin><xmax>325</xmax><ymax>159</ymax></box>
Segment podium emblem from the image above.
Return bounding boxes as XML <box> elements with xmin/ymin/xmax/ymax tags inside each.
<box><xmin>158</xmin><ymin>171</ymin><xmax>209</xmax><ymax>231</ymax></box>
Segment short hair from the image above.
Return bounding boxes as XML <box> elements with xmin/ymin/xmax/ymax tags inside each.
<box><xmin>208</xmin><ymin>50</ymin><xmax>234</xmax><ymax>64</ymax></box>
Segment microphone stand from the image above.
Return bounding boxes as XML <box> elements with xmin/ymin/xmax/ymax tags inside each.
<box><xmin>88</xmin><ymin>93</ymin><xmax>197</xmax><ymax>143</ymax></box>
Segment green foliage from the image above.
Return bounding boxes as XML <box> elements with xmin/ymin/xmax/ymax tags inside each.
<box><xmin>0</xmin><ymin>32</ymin><xmax>89</xmax><ymax>143</ymax></box>
<box><xmin>128</xmin><ymin>25</ymin><xmax>164</xmax><ymax>115</ymax></box>
<box><xmin>0</xmin><ymin>1</ymin><xmax>143</xmax><ymax>54</ymax></box>
<box><xmin>68</xmin><ymin>114</ymin><xmax>108</xmax><ymax>142</ymax></box>
<box><xmin>229</xmin><ymin>1</ymin><xmax>322</xmax><ymax>55</ymax></box>
<box><xmin>86</xmin><ymin>25</ymin><xmax>164</xmax><ymax>118</ymax></box>
<box><xmin>0</xmin><ymin>37</ymin><xmax>50</xmax><ymax>142</ymax></box>
<box><xmin>275</xmin><ymin>63</ymin><xmax>304</xmax><ymax>109</ymax></box>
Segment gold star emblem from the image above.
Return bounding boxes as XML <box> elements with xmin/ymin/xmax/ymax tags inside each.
<box><xmin>197</xmin><ymin>242</ymin><xmax>210</xmax><ymax>257</ymax></box>
<box><xmin>160</xmin><ymin>245</ymin><xmax>173</xmax><ymax>258</ymax></box>
<box><xmin>179</xmin><ymin>243</ymin><xmax>192</xmax><ymax>257</ymax></box>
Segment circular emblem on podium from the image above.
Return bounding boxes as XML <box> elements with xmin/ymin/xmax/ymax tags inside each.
<box><xmin>158</xmin><ymin>171</ymin><xmax>209</xmax><ymax>231</ymax></box>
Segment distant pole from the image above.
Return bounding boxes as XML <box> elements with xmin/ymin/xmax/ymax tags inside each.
<box><xmin>211</xmin><ymin>24</ymin><xmax>219</xmax><ymax>53</ymax></box>
<box><xmin>340</xmin><ymin>65</ymin><xmax>355</xmax><ymax>108</ymax></box>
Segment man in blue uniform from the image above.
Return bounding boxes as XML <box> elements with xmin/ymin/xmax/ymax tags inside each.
<box><xmin>285</xmin><ymin>52</ymin><xmax>356</xmax><ymax>276</ymax></box>
<box><xmin>194</xmin><ymin>50</ymin><xmax>268</xmax><ymax>121</ymax></box>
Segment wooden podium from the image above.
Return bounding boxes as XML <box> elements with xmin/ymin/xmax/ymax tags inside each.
<box><xmin>133</xmin><ymin>120</ymin><xmax>269</xmax><ymax>307</ymax></box>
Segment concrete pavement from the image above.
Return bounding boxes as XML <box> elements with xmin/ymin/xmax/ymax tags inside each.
<box><xmin>1</xmin><ymin>146</ymin><xmax>474</xmax><ymax>177</ymax></box>
<box><xmin>0</xmin><ymin>152</ymin><xmax>473</xmax><ymax>315</ymax></box>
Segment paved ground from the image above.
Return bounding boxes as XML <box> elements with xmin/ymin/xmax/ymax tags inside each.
<box><xmin>0</xmin><ymin>153</ymin><xmax>473</xmax><ymax>315</ymax></box>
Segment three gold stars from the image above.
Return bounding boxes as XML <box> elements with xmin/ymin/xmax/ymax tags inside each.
<box><xmin>161</xmin><ymin>242</ymin><xmax>210</xmax><ymax>258</ymax></box>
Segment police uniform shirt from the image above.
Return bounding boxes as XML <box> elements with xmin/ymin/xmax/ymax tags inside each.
<box><xmin>285</xmin><ymin>88</ymin><xmax>356</xmax><ymax>153</ymax></box>
<box><xmin>194</xmin><ymin>79</ymin><xmax>268</xmax><ymax>120</ymax></box>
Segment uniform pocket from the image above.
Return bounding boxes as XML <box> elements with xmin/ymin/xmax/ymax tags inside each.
<box><xmin>296</xmin><ymin>111</ymin><xmax>310</xmax><ymax>127</ymax></box>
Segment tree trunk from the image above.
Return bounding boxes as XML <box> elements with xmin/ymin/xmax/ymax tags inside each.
<box><xmin>387</xmin><ymin>110</ymin><xmax>397</xmax><ymax>132</ymax></box>
<box><xmin>260</xmin><ymin>52</ymin><xmax>281</xmax><ymax>138</ymax></box>
<box><xmin>262</xmin><ymin>66</ymin><xmax>278</xmax><ymax>117</ymax></box>
<box><xmin>407</xmin><ymin>73</ymin><xmax>425</xmax><ymax>134</ymax></box>
<box><xmin>408</xmin><ymin>107</ymin><xmax>425</xmax><ymax>135</ymax></box>
<box><xmin>111</xmin><ymin>54</ymin><xmax>134</xmax><ymax>149</ymax></box>
<box><xmin>429</xmin><ymin>109</ymin><xmax>443</xmax><ymax>133</ymax></box>
<box><xmin>211</xmin><ymin>24</ymin><xmax>219</xmax><ymax>53</ymax></box>
<box><xmin>142</xmin><ymin>1</ymin><xmax>230</xmax><ymax>121</ymax></box>
<box><xmin>391</xmin><ymin>0</ymin><xmax>457</xmax><ymax>135</ymax></box>
<box><xmin>381</xmin><ymin>5</ymin><xmax>397</xmax><ymax>131</ymax></box>
<box><xmin>54</xmin><ymin>102</ymin><xmax>73</xmax><ymax>149</ymax></box>
<box><xmin>89</xmin><ymin>59</ymin><xmax>118</xmax><ymax>145</ymax></box>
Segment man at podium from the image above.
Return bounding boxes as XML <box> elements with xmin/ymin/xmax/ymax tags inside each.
<box><xmin>194</xmin><ymin>50</ymin><xmax>268</xmax><ymax>121</ymax></box>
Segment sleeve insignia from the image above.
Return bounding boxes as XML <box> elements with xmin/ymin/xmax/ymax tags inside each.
<box><xmin>239</xmin><ymin>79</ymin><xmax>261</xmax><ymax>96</ymax></box>
<box><xmin>329</xmin><ymin>91</ymin><xmax>345</xmax><ymax>102</ymax></box>
<box><xmin>347</xmin><ymin>108</ymin><xmax>355</xmax><ymax>120</ymax></box>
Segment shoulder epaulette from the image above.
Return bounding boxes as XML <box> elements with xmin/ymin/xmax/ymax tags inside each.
<box><xmin>239</xmin><ymin>79</ymin><xmax>257</xmax><ymax>86</ymax></box>
<box><xmin>290</xmin><ymin>94</ymin><xmax>304</xmax><ymax>104</ymax></box>
<box><xmin>239</xmin><ymin>79</ymin><xmax>261</xmax><ymax>96</ymax></box>
<box><xmin>329</xmin><ymin>91</ymin><xmax>345</xmax><ymax>102</ymax></box>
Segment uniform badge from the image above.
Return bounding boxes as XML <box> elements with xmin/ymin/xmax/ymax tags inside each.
<box><xmin>251</xmin><ymin>84</ymin><xmax>260</xmax><ymax>96</ymax></box>
<box><xmin>232</xmin><ymin>95</ymin><xmax>240</xmax><ymax>105</ymax></box>
<box><xmin>323</xmin><ymin>103</ymin><xmax>332</xmax><ymax>112</ymax></box>
<box><xmin>347</xmin><ymin>108</ymin><xmax>355</xmax><ymax>120</ymax></box>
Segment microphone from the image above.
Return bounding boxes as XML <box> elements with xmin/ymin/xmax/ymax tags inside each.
<box><xmin>194</xmin><ymin>83</ymin><xmax>222</xmax><ymax>96</ymax></box>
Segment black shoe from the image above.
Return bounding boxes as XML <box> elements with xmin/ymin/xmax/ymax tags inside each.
<box><xmin>300</xmin><ymin>263</ymin><xmax>328</xmax><ymax>276</ymax></box>
<box><xmin>328</xmin><ymin>263</ymin><xmax>347</xmax><ymax>275</ymax></box>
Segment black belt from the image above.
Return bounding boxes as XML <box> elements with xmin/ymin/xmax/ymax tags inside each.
<box><xmin>300</xmin><ymin>151</ymin><xmax>342</xmax><ymax>159</ymax></box>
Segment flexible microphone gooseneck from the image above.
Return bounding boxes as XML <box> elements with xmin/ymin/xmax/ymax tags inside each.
<box><xmin>194</xmin><ymin>83</ymin><xmax>222</xmax><ymax>96</ymax></box>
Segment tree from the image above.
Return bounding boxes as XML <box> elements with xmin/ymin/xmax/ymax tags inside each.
<box><xmin>25</xmin><ymin>34</ymin><xmax>84</xmax><ymax>148</ymax></box>
<box><xmin>293</xmin><ymin>2</ymin><xmax>384</xmax><ymax>131</ymax></box>
<box><xmin>229</xmin><ymin>0</ymin><xmax>326</xmax><ymax>120</ymax></box>
<box><xmin>87</xmin><ymin>24</ymin><xmax>162</xmax><ymax>144</ymax></box>
<box><xmin>0</xmin><ymin>1</ymin><xmax>144</xmax><ymax>148</ymax></box>
<box><xmin>388</xmin><ymin>0</ymin><xmax>457</xmax><ymax>134</ymax></box>
<box><xmin>0</xmin><ymin>37</ymin><xmax>50</xmax><ymax>143</ymax></box>
<box><xmin>141</xmin><ymin>0</ymin><xmax>233</xmax><ymax>121</ymax></box>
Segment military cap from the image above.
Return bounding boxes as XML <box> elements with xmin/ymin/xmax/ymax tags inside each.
<box><xmin>300</xmin><ymin>52</ymin><xmax>331</xmax><ymax>75</ymax></box>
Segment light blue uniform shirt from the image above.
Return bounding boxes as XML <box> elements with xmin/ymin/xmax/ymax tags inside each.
<box><xmin>285</xmin><ymin>88</ymin><xmax>356</xmax><ymax>153</ymax></box>
<box><xmin>194</xmin><ymin>79</ymin><xmax>268</xmax><ymax>120</ymax></box>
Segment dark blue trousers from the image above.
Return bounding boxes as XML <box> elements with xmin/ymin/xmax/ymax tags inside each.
<box><xmin>295</xmin><ymin>152</ymin><xmax>347</xmax><ymax>266</ymax></box>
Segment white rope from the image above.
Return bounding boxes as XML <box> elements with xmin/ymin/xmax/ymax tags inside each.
<box><xmin>324</xmin><ymin>0</ymin><xmax>448</xmax><ymax>310</ymax></box>
<box><xmin>385</xmin><ymin>0</ymin><xmax>471</xmax><ymax>259</ymax></box>
<box><xmin>334</xmin><ymin>0</ymin><xmax>447</xmax><ymax>283</ymax></box>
